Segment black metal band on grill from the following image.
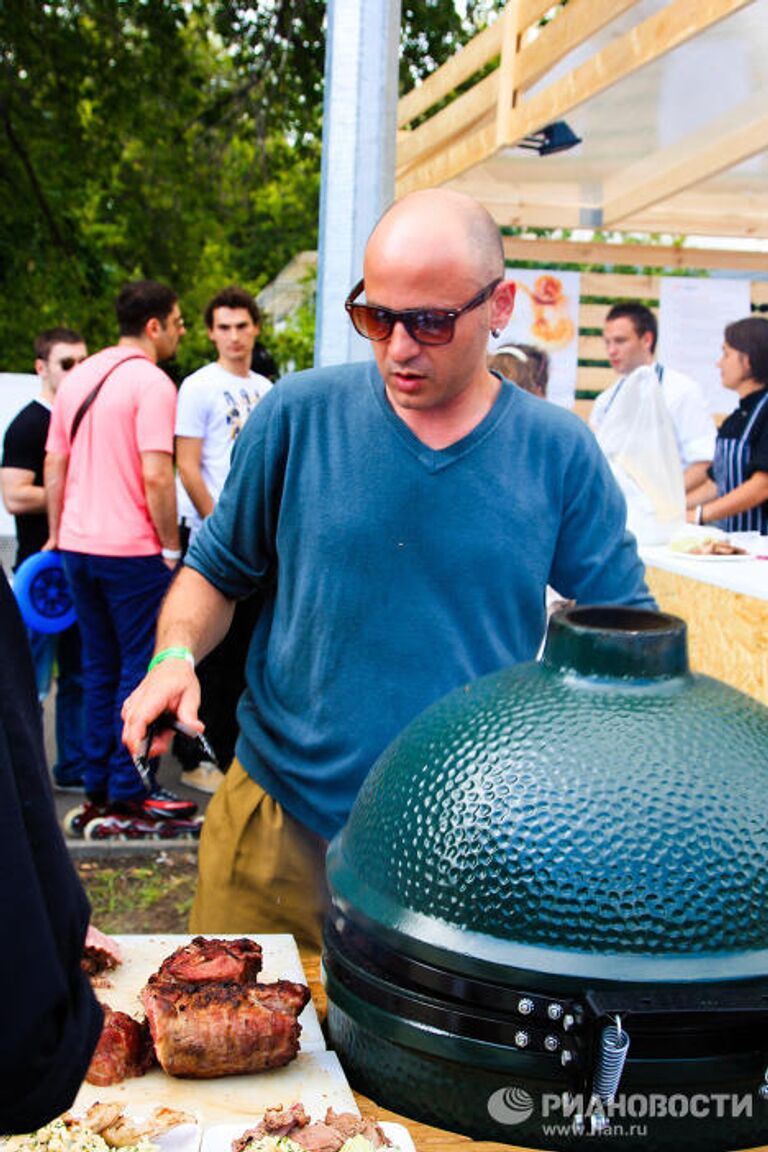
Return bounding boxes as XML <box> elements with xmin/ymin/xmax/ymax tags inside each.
<box><xmin>324</xmin><ymin>914</ymin><xmax>580</xmax><ymax>1058</ymax></box>
<box><xmin>325</xmin><ymin>911</ymin><xmax>768</xmax><ymax>1063</ymax></box>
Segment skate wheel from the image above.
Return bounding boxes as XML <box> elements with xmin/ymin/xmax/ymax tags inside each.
<box><xmin>83</xmin><ymin>818</ymin><xmax>122</xmax><ymax>841</ymax></box>
<box><xmin>62</xmin><ymin>806</ymin><xmax>86</xmax><ymax>837</ymax></box>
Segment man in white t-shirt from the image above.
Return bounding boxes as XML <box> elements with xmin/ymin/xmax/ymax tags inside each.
<box><xmin>590</xmin><ymin>302</ymin><xmax>715</xmax><ymax>493</ymax></box>
<box><xmin>176</xmin><ymin>287</ymin><xmax>273</xmax><ymax>542</ymax></box>
<box><xmin>175</xmin><ymin>287</ymin><xmax>273</xmax><ymax>791</ymax></box>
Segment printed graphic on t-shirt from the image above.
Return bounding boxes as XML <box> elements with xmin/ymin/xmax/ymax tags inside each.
<box><xmin>223</xmin><ymin>389</ymin><xmax>257</xmax><ymax>442</ymax></box>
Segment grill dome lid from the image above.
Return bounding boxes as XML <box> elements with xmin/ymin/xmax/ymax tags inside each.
<box><xmin>327</xmin><ymin>607</ymin><xmax>768</xmax><ymax>986</ymax></box>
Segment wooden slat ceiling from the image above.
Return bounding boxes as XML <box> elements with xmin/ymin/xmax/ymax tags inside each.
<box><xmin>396</xmin><ymin>0</ymin><xmax>768</xmax><ymax>240</ymax></box>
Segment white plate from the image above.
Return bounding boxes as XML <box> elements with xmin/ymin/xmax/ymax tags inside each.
<box><xmin>2</xmin><ymin>1111</ymin><xmax>201</xmax><ymax>1152</ymax></box>
<box><xmin>667</xmin><ymin>547</ymin><xmax>752</xmax><ymax>561</ymax></box>
<box><xmin>202</xmin><ymin>1118</ymin><xmax>414</xmax><ymax>1152</ymax></box>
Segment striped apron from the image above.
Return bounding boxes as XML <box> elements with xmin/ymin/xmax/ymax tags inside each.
<box><xmin>712</xmin><ymin>390</ymin><xmax>768</xmax><ymax>534</ymax></box>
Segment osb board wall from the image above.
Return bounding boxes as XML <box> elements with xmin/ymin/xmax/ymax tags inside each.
<box><xmin>645</xmin><ymin>566</ymin><xmax>768</xmax><ymax>707</ymax></box>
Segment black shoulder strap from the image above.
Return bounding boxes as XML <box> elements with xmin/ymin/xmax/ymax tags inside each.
<box><xmin>69</xmin><ymin>354</ymin><xmax>146</xmax><ymax>444</ymax></box>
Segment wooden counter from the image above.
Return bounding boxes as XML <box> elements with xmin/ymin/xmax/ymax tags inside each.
<box><xmin>640</xmin><ymin>541</ymin><xmax>768</xmax><ymax>706</ymax></box>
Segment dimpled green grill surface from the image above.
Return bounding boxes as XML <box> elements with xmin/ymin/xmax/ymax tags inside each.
<box><xmin>337</xmin><ymin>623</ymin><xmax>768</xmax><ymax>956</ymax></box>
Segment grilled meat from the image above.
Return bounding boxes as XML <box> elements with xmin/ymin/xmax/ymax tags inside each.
<box><xmin>153</xmin><ymin>935</ymin><xmax>263</xmax><ymax>984</ymax></box>
<box><xmin>232</xmin><ymin>1104</ymin><xmax>310</xmax><ymax>1150</ymax></box>
<box><xmin>140</xmin><ymin>977</ymin><xmax>310</xmax><ymax>1078</ymax></box>
<box><xmin>324</xmin><ymin>1110</ymin><xmax>391</xmax><ymax>1148</ymax></box>
<box><xmin>81</xmin><ymin>925</ymin><xmax>124</xmax><ymax>976</ymax></box>
<box><xmin>231</xmin><ymin>1108</ymin><xmax>391</xmax><ymax>1152</ymax></box>
<box><xmin>86</xmin><ymin>1006</ymin><xmax>155</xmax><ymax>1085</ymax></box>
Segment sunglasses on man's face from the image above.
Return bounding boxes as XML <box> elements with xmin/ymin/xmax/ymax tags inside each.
<box><xmin>57</xmin><ymin>356</ymin><xmax>86</xmax><ymax>371</ymax></box>
<box><xmin>345</xmin><ymin>277</ymin><xmax>502</xmax><ymax>346</ymax></box>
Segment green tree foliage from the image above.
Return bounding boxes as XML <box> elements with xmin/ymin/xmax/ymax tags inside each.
<box><xmin>0</xmin><ymin>1</ymin><xmax>501</xmax><ymax>374</ymax></box>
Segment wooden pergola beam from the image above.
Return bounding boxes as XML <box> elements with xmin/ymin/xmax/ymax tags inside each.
<box><xmin>397</xmin><ymin>0</ymin><xmax>754</xmax><ymax>198</ymax></box>
<box><xmin>502</xmin><ymin>235</ymin><xmax>768</xmax><ymax>274</ymax></box>
<box><xmin>506</xmin><ymin>0</ymin><xmax>754</xmax><ymax>149</ymax></box>
<box><xmin>602</xmin><ymin>87</ymin><xmax>768</xmax><ymax>225</ymax></box>
<box><xmin>397</xmin><ymin>73</ymin><xmax>498</xmax><ymax>172</ymax></box>
<box><xmin>517</xmin><ymin>0</ymin><xmax>640</xmax><ymax>94</ymax></box>
<box><xmin>397</xmin><ymin>20</ymin><xmax>501</xmax><ymax>130</ymax></box>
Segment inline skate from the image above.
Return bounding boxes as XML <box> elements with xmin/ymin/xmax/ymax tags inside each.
<box><xmin>63</xmin><ymin>788</ymin><xmax>203</xmax><ymax>841</ymax></box>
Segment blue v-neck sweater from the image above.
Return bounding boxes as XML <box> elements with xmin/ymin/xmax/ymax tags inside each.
<box><xmin>187</xmin><ymin>362</ymin><xmax>653</xmax><ymax>839</ymax></box>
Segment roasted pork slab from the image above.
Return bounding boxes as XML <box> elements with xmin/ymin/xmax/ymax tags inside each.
<box><xmin>140</xmin><ymin>978</ymin><xmax>310</xmax><ymax>1078</ymax></box>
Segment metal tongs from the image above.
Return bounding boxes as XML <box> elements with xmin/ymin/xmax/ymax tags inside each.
<box><xmin>133</xmin><ymin>710</ymin><xmax>217</xmax><ymax>792</ymax></box>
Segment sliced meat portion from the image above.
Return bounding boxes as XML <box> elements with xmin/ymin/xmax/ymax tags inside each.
<box><xmin>141</xmin><ymin>979</ymin><xmax>308</xmax><ymax>1078</ymax></box>
<box><xmin>86</xmin><ymin>1006</ymin><xmax>156</xmax><ymax>1086</ymax></box>
<box><xmin>262</xmin><ymin>1103</ymin><xmax>310</xmax><ymax>1134</ymax></box>
<box><xmin>324</xmin><ymin>1111</ymin><xmax>392</xmax><ymax>1148</ymax></box>
<box><xmin>230</xmin><ymin>1108</ymin><xmax>392</xmax><ymax>1152</ymax></box>
<box><xmin>291</xmin><ymin>1124</ymin><xmax>344</xmax><ymax>1152</ymax></box>
<box><xmin>232</xmin><ymin>1104</ymin><xmax>310</xmax><ymax>1151</ymax></box>
<box><xmin>154</xmin><ymin>936</ymin><xmax>263</xmax><ymax>984</ymax></box>
<box><xmin>82</xmin><ymin>924</ymin><xmax>124</xmax><ymax>976</ymax></box>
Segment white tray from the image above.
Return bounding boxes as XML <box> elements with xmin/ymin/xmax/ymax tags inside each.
<box><xmin>103</xmin><ymin>935</ymin><xmax>324</xmax><ymax>1052</ymax></box>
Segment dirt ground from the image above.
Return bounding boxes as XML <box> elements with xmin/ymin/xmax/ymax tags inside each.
<box><xmin>76</xmin><ymin>850</ymin><xmax>199</xmax><ymax>934</ymax></box>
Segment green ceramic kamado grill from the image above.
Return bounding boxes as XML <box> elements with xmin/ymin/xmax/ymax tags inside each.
<box><xmin>324</xmin><ymin>606</ymin><xmax>768</xmax><ymax>1151</ymax></box>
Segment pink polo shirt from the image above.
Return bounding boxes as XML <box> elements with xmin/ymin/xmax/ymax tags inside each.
<box><xmin>46</xmin><ymin>346</ymin><xmax>177</xmax><ymax>557</ymax></box>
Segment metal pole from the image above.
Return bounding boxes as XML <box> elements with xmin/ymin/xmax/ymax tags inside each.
<box><xmin>314</xmin><ymin>0</ymin><xmax>402</xmax><ymax>367</ymax></box>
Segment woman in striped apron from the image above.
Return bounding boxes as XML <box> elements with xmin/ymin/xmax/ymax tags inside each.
<box><xmin>686</xmin><ymin>316</ymin><xmax>768</xmax><ymax>534</ymax></box>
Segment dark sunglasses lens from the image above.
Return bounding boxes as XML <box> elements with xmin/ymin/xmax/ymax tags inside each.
<box><xmin>350</xmin><ymin>305</ymin><xmax>392</xmax><ymax>341</ymax></box>
<box><xmin>59</xmin><ymin>358</ymin><xmax>76</xmax><ymax>370</ymax></box>
<box><xmin>407</xmin><ymin>311</ymin><xmax>454</xmax><ymax>345</ymax></box>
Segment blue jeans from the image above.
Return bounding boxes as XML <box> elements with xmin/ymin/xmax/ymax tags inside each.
<box><xmin>27</xmin><ymin>623</ymin><xmax>86</xmax><ymax>785</ymax></box>
<box><xmin>61</xmin><ymin>552</ymin><xmax>171</xmax><ymax>802</ymax></box>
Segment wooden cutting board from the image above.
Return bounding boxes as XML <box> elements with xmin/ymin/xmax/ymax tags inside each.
<box><xmin>73</xmin><ymin>934</ymin><xmax>351</xmax><ymax>1125</ymax></box>
<box><xmin>73</xmin><ymin>1049</ymin><xmax>357</xmax><ymax>1126</ymax></box>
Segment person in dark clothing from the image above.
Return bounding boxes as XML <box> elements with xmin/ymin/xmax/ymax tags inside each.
<box><xmin>250</xmin><ymin>339</ymin><xmax>278</xmax><ymax>382</ymax></box>
<box><xmin>686</xmin><ymin>316</ymin><xmax>768</xmax><ymax>533</ymax></box>
<box><xmin>0</xmin><ymin>569</ymin><xmax>102</xmax><ymax>1134</ymax></box>
<box><xmin>1</xmin><ymin>327</ymin><xmax>88</xmax><ymax>791</ymax></box>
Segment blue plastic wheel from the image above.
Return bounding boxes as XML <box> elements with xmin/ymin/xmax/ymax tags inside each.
<box><xmin>13</xmin><ymin>550</ymin><xmax>77</xmax><ymax>634</ymax></box>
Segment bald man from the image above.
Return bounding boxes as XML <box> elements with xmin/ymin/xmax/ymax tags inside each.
<box><xmin>122</xmin><ymin>190</ymin><xmax>653</xmax><ymax>949</ymax></box>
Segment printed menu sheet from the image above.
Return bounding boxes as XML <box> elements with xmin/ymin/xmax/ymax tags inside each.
<box><xmin>657</xmin><ymin>276</ymin><xmax>751</xmax><ymax>415</ymax></box>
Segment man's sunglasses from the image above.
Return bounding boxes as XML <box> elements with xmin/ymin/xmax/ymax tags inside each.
<box><xmin>345</xmin><ymin>277</ymin><xmax>503</xmax><ymax>346</ymax></box>
<box><xmin>56</xmin><ymin>356</ymin><xmax>87</xmax><ymax>371</ymax></box>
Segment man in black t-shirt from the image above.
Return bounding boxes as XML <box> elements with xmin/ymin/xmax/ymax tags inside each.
<box><xmin>1</xmin><ymin>328</ymin><xmax>88</xmax><ymax>790</ymax></box>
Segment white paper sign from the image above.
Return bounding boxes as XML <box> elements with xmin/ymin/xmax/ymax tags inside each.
<box><xmin>489</xmin><ymin>269</ymin><xmax>581</xmax><ymax>408</ymax></box>
<box><xmin>657</xmin><ymin>277</ymin><xmax>751</xmax><ymax>415</ymax></box>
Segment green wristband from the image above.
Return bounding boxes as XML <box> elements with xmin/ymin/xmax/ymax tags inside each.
<box><xmin>148</xmin><ymin>646</ymin><xmax>195</xmax><ymax>673</ymax></box>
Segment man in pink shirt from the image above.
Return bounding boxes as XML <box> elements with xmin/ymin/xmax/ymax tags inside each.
<box><xmin>45</xmin><ymin>281</ymin><xmax>187</xmax><ymax>832</ymax></box>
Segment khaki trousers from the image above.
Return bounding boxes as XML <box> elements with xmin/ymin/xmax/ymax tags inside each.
<box><xmin>189</xmin><ymin>759</ymin><xmax>330</xmax><ymax>953</ymax></box>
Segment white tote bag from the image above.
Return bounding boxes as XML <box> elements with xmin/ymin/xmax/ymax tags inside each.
<box><xmin>595</xmin><ymin>367</ymin><xmax>686</xmax><ymax>545</ymax></box>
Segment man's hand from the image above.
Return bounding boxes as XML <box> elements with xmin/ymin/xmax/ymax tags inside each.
<box><xmin>121</xmin><ymin>659</ymin><xmax>203</xmax><ymax>759</ymax></box>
